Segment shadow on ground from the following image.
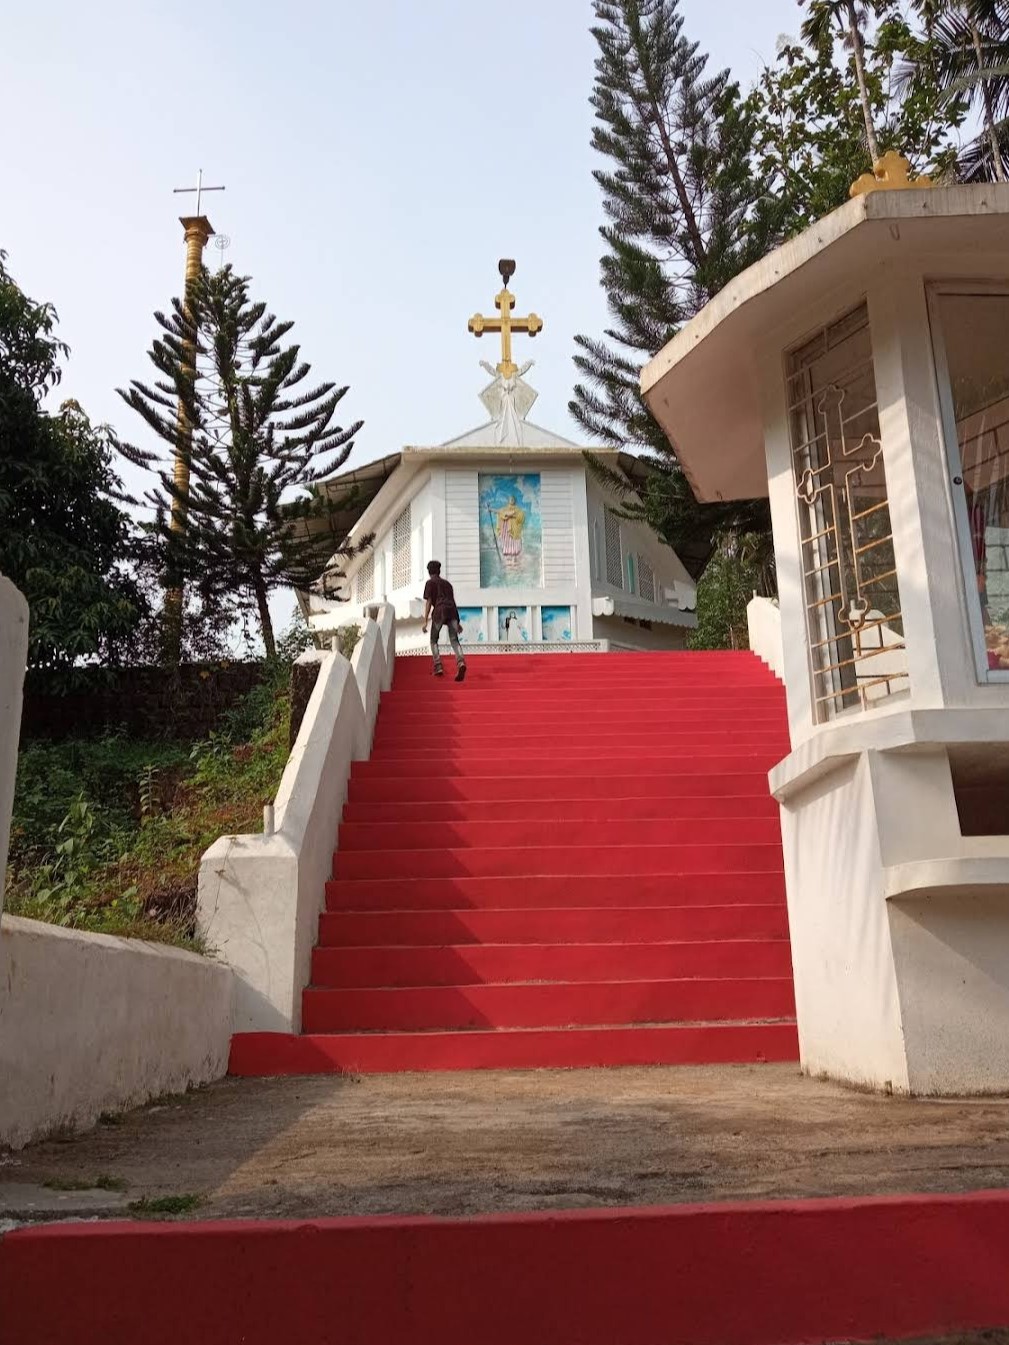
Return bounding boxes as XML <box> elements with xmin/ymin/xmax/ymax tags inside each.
<box><xmin>5</xmin><ymin>1063</ymin><xmax>1009</xmax><ymax>1221</ymax></box>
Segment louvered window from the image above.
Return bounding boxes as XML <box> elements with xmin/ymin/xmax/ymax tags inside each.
<box><xmin>392</xmin><ymin>506</ymin><xmax>411</xmax><ymax>590</ymax></box>
<box><xmin>356</xmin><ymin>552</ymin><xmax>374</xmax><ymax>602</ymax></box>
<box><xmin>604</xmin><ymin>510</ymin><xmax>623</xmax><ymax>589</ymax></box>
<box><xmin>639</xmin><ymin>556</ymin><xmax>655</xmax><ymax>603</ymax></box>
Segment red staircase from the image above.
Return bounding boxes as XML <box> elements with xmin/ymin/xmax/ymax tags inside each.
<box><xmin>230</xmin><ymin>652</ymin><xmax>798</xmax><ymax>1075</ymax></box>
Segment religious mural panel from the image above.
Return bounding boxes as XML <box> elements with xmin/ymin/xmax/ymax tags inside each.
<box><xmin>497</xmin><ymin>606</ymin><xmax>531</xmax><ymax>643</ymax></box>
<box><xmin>457</xmin><ymin>607</ymin><xmax>486</xmax><ymax>643</ymax></box>
<box><xmin>540</xmin><ymin>606</ymin><xmax>573</xmax><ymax>642</ymax></box>
<box><xmin>479</xmin><ymin>473</ymin><xmax>542</xmax><ymax>588</ymax></box>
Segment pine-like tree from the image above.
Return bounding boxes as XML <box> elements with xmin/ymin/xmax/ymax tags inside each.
<box><xmin>119</xmin><ymin>265</ymin><xmax>364</xmax><ymax>659</ymax></box>
<box><xmin>571</xmin><ymin>0</ymin><xmax>775</xmax><ymax>581</ymax></box>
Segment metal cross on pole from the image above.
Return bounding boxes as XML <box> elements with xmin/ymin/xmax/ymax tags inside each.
<box><xmin>468</xmin><ymin>259</ymin><xmax>543</xmax><ymax>379</ymax></box>
<box><xmin>173</xmin><ymin>167</ymin><xmax>225</xmax><ymax>218</ymax></box>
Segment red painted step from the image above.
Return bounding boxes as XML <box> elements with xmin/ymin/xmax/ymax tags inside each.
<box><xmin>230</xmin><ymin>1020</ymin><xmax>799</xmax><ymax>1074</ymax></box>
<box><xmin>352</xmin><ymin>754</ymin><xmax>782</xmax><ymax>779</ymax></box>
<box><xmin>301</xmin><ymin>977</ymin><xmax>795</xmax><ymax>1032</ymax></box>
<box><xmin>348</xmin><ymin>772</ymin><xmax>778</xmax><ymax>803</ymax></box>
<box><xmin>229</xmin><ymin>650</ymin><xmax>798</xmax><ymax>1077</ymax></box>
<box><xmin>320</xmin><ymin>903</ymin><xmax>790</xmax><ymax>948</ymax></box>
<box><xmin>334</xmin><ymin>842</ymin><xmax>785</xmax><ymax>881</ymax></box>
<box><xmin>326</xmin><ymin>871</ymin><xmax>786</xmax><ymax>912</ymax></box>
<box><xmin>311</xmin><ymin>938</ymin><xmax>792</xmax><ymax>987</ymax></box>
<box><xmin>338</xmin><ymin>817</ymin><xmax>782</xmax><ymax>852</ymax></box>
<box><xmin>341</xmin><ymin>795</ymin><xmax>780</xmax><ymax>823</ymax></box>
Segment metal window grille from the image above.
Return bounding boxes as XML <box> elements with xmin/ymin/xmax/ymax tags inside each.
<box><xmin>392</xmin><ymin>505</ymin><xmax>411</xmax><ymax>590</ymax></box>
<box><xmin>639</xmin><ymin>557</ymin><xmax>655</xmax><ymax>603</ymax></box>
<box><xmin>356</xmin><ymin>552</ymin><xmax>374</xmax><ymax>603</ymax></box>
<box><xmin>786</xmin><ymin>304</ymin><xmax>908</xmax><ymax>722</ymax></box>
<box><xmin>604</xmin><ymin>509</ymin><xmax>623</xmax><ymax>588</ymax></box>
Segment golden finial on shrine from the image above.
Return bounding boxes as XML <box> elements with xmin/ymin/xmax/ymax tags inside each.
<box><xmin>850</xmin><ymin>150</ymin><xmax>932</xmax><ymax>199</ymax></box>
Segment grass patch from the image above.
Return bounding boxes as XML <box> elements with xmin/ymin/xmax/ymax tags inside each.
<box><xmin>128</xmin><ymin>1193</ymin><xmax>202</xmax><ymax>1217</ymax></box>
<box><xmin>42</xmin><ymin>1174</ymin><xmax>128</xmax><ymax>1193</ymax></box>
<box><xmin>95</xmin><ymin>1174</ymin><xmax>129</xmax><ymax>1192</ymax></box>
<box><xmin>4</xmin><ymin>663</ymin><xmax>294</xmax><ymax>948</ymax></box>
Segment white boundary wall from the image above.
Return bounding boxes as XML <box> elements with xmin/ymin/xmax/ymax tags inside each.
<box><xmin>746</xmin><ymin>595</ymin><xmax>785</xmax><ymax>681</ymax></box>
<box><xmin>0</xmin><ymin>575</ymin><xmax>29</xmax><ymax>924</ymax></box>
<box><xmin>197</xmin><ymin>606</ymin><xmax>395</xmax><ymax>1033</ymax></box>
<box><xmin>0</xmin><ymin>916</ymin><xmax>233</xmax><ymax>1149</ymax></box>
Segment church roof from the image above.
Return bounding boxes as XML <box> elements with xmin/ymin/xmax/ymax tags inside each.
<box><xmin>440</xmin><ymin>417</ymin><xmax>581</xmax><ymax>450</ymax></box>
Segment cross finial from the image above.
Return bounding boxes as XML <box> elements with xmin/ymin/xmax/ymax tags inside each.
<box><xmin>173</xmin><ymin>168</ymin><xmax>226</xmax><ymax>218</ymax></box>
<box><xmin>850</xmin><ymin>150</ymin><xmax>931</xmax><ymax>198</ymax></box>
<box><xmin>468</xmin><ymin>259</ymin><xmax>542</xmax><ymax>379</ymax></box>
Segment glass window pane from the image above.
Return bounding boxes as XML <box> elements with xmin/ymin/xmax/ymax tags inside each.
<box><xmin>934</xmin><ymin>292</ymin><xmax>1009</xmax><ymax>673</ymax></box>
<box><xmin>786</xmin><ymin>304</ymin><xmax>909</xmax><ymax>722</ymax></box>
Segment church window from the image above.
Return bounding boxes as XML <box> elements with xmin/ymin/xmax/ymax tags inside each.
<box><xmin>604</xmin><ymin>509</ymin><xmax>623</xmax><ymax>589</ymax></box>
<box><xmin>786</xmin><ymin>303</ymin><xmax>907</xmax><ymax>722</ymax></box>
<box><xmin>356</xmin><ymin>552</ymin><xmax>374</xmax><ymax>603</ymax></box>
<box><xmin>639</xmin><ymin>556</ymin><xmax>655</xmax><ymax>603</ymax></box>
<box><xmin>392</xmin><ymin>505</ymin><xmax>412</xmax><ymax>590</ymax></box>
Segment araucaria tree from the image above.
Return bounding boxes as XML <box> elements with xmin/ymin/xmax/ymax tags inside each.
<box><xmin>119</xmin><ymin>265</ymin><xmax>364</xmax><ymax>659</ymax></box>
<box><xmin>571</xmin><ymin>0</ymin><xmax>775</xmax><ymax>580</ymax></box>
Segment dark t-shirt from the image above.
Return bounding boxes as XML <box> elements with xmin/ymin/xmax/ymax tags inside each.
<box><xmin>424</xmin><ymin>576</ymin><xmax>459</xmax><ymax>625</ymax></box>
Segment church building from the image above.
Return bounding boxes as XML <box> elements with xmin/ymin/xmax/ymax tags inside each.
<box><xmin>300</xmin><ymin>263</ymin><xmax>698</xmax><ymax>654</ymax></box>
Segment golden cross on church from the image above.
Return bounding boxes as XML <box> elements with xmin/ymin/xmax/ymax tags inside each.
<box><xmin>468</xmin><ymin>259</ymin><xmax>543</xmax><ymax>379</ymax></box>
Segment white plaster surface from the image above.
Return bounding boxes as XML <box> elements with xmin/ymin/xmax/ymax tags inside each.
<box><xmin>890</xmin><ymin>893</ymin><xmax>1009</xmax><ymax>1094</ymax></box>
<box><xmin>779</xmin><ymin>756</ymin><xmax>911</xmax><ymax>1093</ymax></box>
<box><xmin>0</xmin><ymin>575</ymin><xmax>29</xmax><ymax>926</ymax></box>
<box><xmin>0</xmin><ymin>915</ymin><xmax>233</xmax><ymax>1149</ymax></box>
<box><xmin>197</xmin><ymin>606</ymin><xmax>395</xmax><ymax>1032</ymax></box>
<box><xmin>746</xmin><ymin>596</ymin><xmax>784</xmax><ymax>680</ymax></box>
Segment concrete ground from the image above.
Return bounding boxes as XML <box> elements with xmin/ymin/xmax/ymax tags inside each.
<box><xmin>5</xmin><ymin>1063</ymin><xmax>1009</xmax><ymax>1222</ymax></box>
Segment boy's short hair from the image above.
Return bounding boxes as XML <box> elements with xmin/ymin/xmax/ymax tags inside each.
<box><xmin>427</xmin><ymin>560</ymin><xmax>442</xmax><ymax>575</ymax></box>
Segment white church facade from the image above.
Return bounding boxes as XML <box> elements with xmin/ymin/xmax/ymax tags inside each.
<box><xmin>300</xmin><ymin>265</ymin><xmax>698</xmax><ymax>654</ymax></box>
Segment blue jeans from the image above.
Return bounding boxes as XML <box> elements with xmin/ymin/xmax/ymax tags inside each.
<box><xmin>431</xmin><ymin>618</ymin><xmax>465</xmax><ymax>671</ymax></box>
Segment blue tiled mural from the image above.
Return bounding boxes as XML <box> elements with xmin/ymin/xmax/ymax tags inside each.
<box><xmin>479</xmin><ymin>474</ymin><xmax>542</xmax><ymax>588</ymax></box>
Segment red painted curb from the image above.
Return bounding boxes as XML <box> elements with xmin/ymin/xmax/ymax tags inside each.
<box><xmin>3</xmin><ymin>1191</ymin><xmax>1009</xmax><ymax>1345</ymax></box>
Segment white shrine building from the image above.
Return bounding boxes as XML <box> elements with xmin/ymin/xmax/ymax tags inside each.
<box><xmin>643</xmin><ymin>163</ymin><xmax>1009</xmax><ymax>1095</ymax></box>
<box><xmin>299</xmin><ymin>265</ymin><xmax>698</xmax><ymax>654</ymax></box>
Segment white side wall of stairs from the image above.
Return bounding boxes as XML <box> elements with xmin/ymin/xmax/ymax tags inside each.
<box><xmin>197</xmin><ymin>606</ymin><xmax>396</xmax><ymax>1033</ymax></box>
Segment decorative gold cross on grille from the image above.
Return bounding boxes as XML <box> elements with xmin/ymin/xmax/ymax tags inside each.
<box><xmin>468</xmin><ymin>259</ymin><xmax>543</xmax><ymax>379</ymax></box>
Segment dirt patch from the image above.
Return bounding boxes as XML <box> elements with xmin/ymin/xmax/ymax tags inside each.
<box><xmin>5</xmin><ymin>1064</ymin><xmax>1009</xmax><ymax>1222</ymax></box>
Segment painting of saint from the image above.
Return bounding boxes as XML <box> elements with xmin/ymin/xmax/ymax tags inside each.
<box><xmin>497</xmin><ymin>607</ymin><xmax>530</xmax><ymax>643</ymax></box>
<box><xmin>479</xmin><ymin>473</ymin><xmax>541</xmax><ymax>588</ymax></box>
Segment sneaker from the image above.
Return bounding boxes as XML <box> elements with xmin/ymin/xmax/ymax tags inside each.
<box><xmin>433</xmin><ymin>666</ymin><xmax>444</xmax><ymax>677</ymax></box>
<box><xmin>455</xmin><ymin>664</ymin><xmax>467</xmax><ymax>683</ymax></box>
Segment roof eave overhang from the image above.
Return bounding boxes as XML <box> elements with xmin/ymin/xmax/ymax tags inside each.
<box><xmin>640</xmin><ymin>184</ymin><xmax>1009</xmax><ymax>505</ymax></box>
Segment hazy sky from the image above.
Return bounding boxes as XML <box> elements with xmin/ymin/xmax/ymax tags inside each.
<box><xmin>3</xmin><ymin>0</ymin><xmax>799</xmax><ymax>637</ymax></box>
